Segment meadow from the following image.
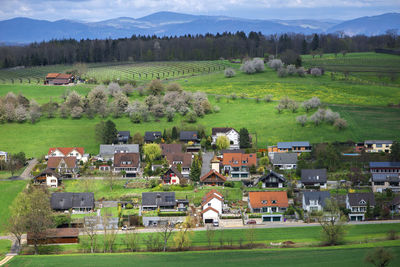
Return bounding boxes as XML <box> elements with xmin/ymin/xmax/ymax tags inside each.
<box><xmin>0</xmin><ymin>239</ymin><xmax>11</xmax><ymax>261</ymax></box>
<box><xmin>0</xmin><ymin>180</ymin><xmax>28</xmax><ymax>233</ymax></box>
<box><xmin>10</xmin><ymin>241</ymin><xmax>400</xmax><ymax>267</ymax></box>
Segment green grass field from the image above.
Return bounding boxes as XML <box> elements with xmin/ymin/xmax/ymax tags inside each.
<box><xmin>0</xmin><ymin>180</ymin><xmax>28</xmax><ymax>233</ymax></box>
<box><xmin>10</xmin><ymin>242</ymin><xmax>400</xmax><ymax>267</ymax></box>
<box><xmin>0</xmin><ymin>239</ymin><xmax>11</xmax><ymax>261</ymax></box>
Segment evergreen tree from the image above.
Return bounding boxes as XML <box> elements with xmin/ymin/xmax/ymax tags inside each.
<box><xmin>239</xmin><ymin>128</ymin><xmax>251</xmax><ymax>148</ymax></box>
<box><xmin>189</xmin><ymin>155</ymin><xmax>201</xmax><ymax>182</ymax></box>
<box><xmin>163</xmin><ymin>129</ymin><xmax>167</xmax><ymax>140</ymax></box>
<box><xmin>171</xmin><ymin>126</ymin><xmax>178</xmax><ymax>140</ymax></box>
<box><xmin>96</xmin><ymin>120</ymin><xmax>118</xmax><ymax>144</ymax></box>
<box><xmin>301</xmin><ymin>39</ymin><xmax>308</xmax><ymax>55</ymax></box>
<box><xmin>390</xmin><ymin>141</ymin><xmax>400</xmax><ymax>161</ymax></box>
<box><xmin>311</xmin><ymin>34</ymin><xmax>319</xmax><ymax>51</ymax></box>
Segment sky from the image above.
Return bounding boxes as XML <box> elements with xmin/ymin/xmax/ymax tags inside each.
<box><xmin>0</xmin><ymin>0</ymin><xmax>398</xmax><ymax>22</ymax></box>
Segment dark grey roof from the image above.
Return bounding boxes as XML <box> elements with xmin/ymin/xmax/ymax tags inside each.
<box><xmin>142</xmin><ymin>192</ymin><xmax>176</xmax><ymax>207</ymax></box>
<box><xmin>372</xmin><ymin>173</ymin><xmax>400</xmax><ymax>182</ymax></box>
<box><xmin>303</xmin><ymin>191</ymin><xmax>331</xmax><ymax>207</ymax></box>
<box><xmin>99</xmin><ymin>144</ymin><xmax>139</xmax><ymax>157</ymax></box>
<box><xmin>365</xmin><ymin>140</ymin><xmax>393</xmax><ymax>145</ymax></box>
<box><xmin>179</xmin><ymin>131</ymin><xmax>198</xmax><ymax>141</ymax></box>
<box><xmin>272</xmin><ymin>153</ymin><xmax>298</xmax><ymax>165</ymax></box>
<box><xmin>34</xmin><ymin>169</ymin><xmax>61</xmax><ymax>179</ymax></box>
<box><xmin>144</xmin><ymin>131</ymin><xmax>162</xmax><ymax>142</ymax></box>
<box><xmin>369</xmin><ymin>162</ymin><xmax>400</xmax><ymax>168</ymax></box>
<box><xmin>51</xmin><ymin>192</ymin><xmax>94</xmax><ymax>210</ymax></box>
<box><xmin>301</xmin><ymin>169</ymin><xmax>327</xmax><ymax>183</ymax></box>
<box><xmin>347</xmin><ymin>193</ymin><xmax>375</xmax><ymax>207</ymax></box>
<box><xmin>277</xmin><ymin>141</ymin><xmax>310</xmax><ymax>149</ymax></box>
<box><xmin>258</xmin><ymin>171</ymin><xmax>286</xmax><ymax>183</ymax></box>
<box><xmin>118</xmin><ymin>131</ymin><xmax>130</xmax><ymax>137</ymax></box>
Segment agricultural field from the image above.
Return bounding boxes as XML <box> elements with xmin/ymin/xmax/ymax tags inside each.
<box><xmin>0</xmin><ymin>60</ymin><xmax>230</xmax><ymax>84</ymax></box>
<box><xmin>0</xmin><ymin>180</ymin><xmax>28</xmax><ymax>233</ymax></box>
<box><xmin>10</xmin><ymin>241</ymin><xmax>400</xmax><ymax>266</ymax></box>
<box><xmin>302</xmin><ymin>52</ymin><xmax>400</xmax><ymax>86</ymax></box>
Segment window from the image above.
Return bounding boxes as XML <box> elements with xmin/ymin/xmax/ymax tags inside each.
<box><xmin>359</xmin><ymin>200</ymin><xmax>366</xmax><ymax>205</ymax></box>
<box><xmin>272</xmin><ymin>200</ymin><xmax>277</xmax><ymax>204</ymax></box>
<box><xmin>208</xmin><ymin>203</ymin><xmax>211</xmax><ymax>206</ymax></box>
<box><xmin>262</xmin><ymin>200</ymin><xmax>267</xmax><ymax>204</ymax></box>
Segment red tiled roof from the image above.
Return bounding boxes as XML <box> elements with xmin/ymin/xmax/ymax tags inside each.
<box><xmin>47</xmin><ymin>157</ymin><xmax>77</xmax><ymax>169</ymax></box>
<box><xmin>200</xmin><ymin>170</ymin><xmax>227</xmax><ymax>182</ymax></box>
<box><xmin>56</xmin><ymin>73</ymin><xmax>73</xmax><ymax>79</ymax></box>
<box><xmin>222</xmin><ymin>153</ymin><xmax>257</xmax><ymax>167</ymax></box>
<box><xmin>46</xmin><ymin>73</ymin><xmax>60</xmax><ymax>79</ymax></box>
<box><xmin>203</xmin><ymin>189</ymin><xmax>223</xmax><ymax>200</ymax></box>
<box><xmin>201</xmin><ymin>194</ymin><xmax>224</xmax><ymax>207</ymax></box>
<box><xmin>248</xmin><ymin>191</ymin><xmax>289</xmax><ymax>209</ymax></box>
<box><xmin>201</xmin><ymin>206</ymin><xmax>220</xmax><ymax>214</ymax></box>
<box><xmin>48</xmin><ymin>147</ymin><xmax>84</xmax><ymax>156</ymax></box>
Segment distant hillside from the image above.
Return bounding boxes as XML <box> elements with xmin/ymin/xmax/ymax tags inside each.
<box><xmin>0</xmin><ymin>12</ymin><xmax>398</xmax><ymax>44</ymax></box>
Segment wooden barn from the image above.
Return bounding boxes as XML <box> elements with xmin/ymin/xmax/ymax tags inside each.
<box><xmin>27</xmin><ymin>228</ymin><xmax>79</xmax><ymax>245</ymax></box>
<box><xmin>45</xmin><ymin>73</ymin><xmax>74</xmax><ymax>85</ymax></box>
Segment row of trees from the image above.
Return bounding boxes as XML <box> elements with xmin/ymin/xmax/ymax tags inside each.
<box><xmin>1</xmin><ymin>31</ymin><xmax>399</xmax><ymax>68</ymax></box>
<box><xmin>0</xmin><ymin>151</ymin><xmax>26</xmax><ymax>175</ymax></box>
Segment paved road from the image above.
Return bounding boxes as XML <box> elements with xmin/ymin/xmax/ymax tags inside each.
<box><xmin>201</xmin><ymin>152</ymin><xmax>214</xmax><ymax>177</ymax></box>
<box><xmin>20</xmin><ymin>158</ymin><xmax>38</xmax><ymax>179</ymax></box>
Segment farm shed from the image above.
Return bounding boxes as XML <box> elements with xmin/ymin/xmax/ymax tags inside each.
<box><xmin>27</xmin><ymin>228</ymin><xmax>79</xmax><ymax>245</ymax></box>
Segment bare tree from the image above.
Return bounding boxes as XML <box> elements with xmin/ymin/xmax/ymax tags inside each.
<box><xmin>365</xmin><ymin>247</ymin><xmax>394</xmax><ymax>267</ymax></box>
<box><xmin>83</xmin><ymin>217</ymin><xmax>98</xmax><ymax>253</ymax></box>
<box><xmin>104</xmin><ymin>172</ymin><xmax>117</xmax><ymax>191</ymax></box>
<box><xmin>206</xmin><ymin>225</ymin><xmax>215</xmax><ymax>249</ymax></box>
<box><xmin>246</xmin><ymin>225</ymin><xmax>256</xmax><ymax>248</ymax></box>
<box><xmin>158</xmin><ymin>222</ymin><xmax>175</xmax><ymax>252</ymax></box>
<box><xmin>124</xmin><ymin>229</ymin><xmax>140</xmax><ymax>252</ymax></box>
<box><xmin>102</xmin><ymin>215</ymin><xmax>118</xmax><ymax>253</ymax></box>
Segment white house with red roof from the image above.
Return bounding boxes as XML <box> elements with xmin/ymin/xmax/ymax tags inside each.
<box><xmin>201</xmin><ymin>189</ymin><xmax>224</xmax><ymax>224</ymax></box>
<box><xmin>47</xmin><ymin>147</ymin><xmax>85</xmax><ymax>161</ymax></box>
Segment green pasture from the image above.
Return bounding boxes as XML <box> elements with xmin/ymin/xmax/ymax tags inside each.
<box><xmin>1</xmin><ymin>96</ymin><xmax>400</xmax><ymax>158</ymax></box>
<box><xmin>0</xmin><ymin>180</ymin><xmax>28</xmax><ymax>233</ymax></box>
<box><xmin>0</xmin><ymin>239</ymin><xmax>11</xmax><ymax>261</ymax></box>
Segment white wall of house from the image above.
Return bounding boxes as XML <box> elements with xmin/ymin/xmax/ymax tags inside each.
<box><xmin>212</xmin><ymin>130</ymin><xmax>240</xmax><ymax>149</ymax></box>
<box><xmin>165</xmin><ymin>174</ymin><xmax>181</xmax><ymax>185</ymax></box>
<box><xmin>202</xmin><ymin>209</ymin><xmax>219</xmax><ymax>223</ymax></box>
<box><xmin>262</xmin><ymin>182</ymin><xmax>283</xmax><ymax>188</ymax></box>
<box><xmin>273</xmin><ymin>163</ymin><xmax>297</xmax><ymax>170</ymax></box>
<box><xmin>202</xmin><ymin>197</ymin><xmax>223</xmax><ymax>214</ymax></box>
<box><xmin>302</xmin><ymin>196</ymin><xmax>323</xmax><ymax>212</ymax></box>
<box><xmin>46</xmin><ymin>175</ymin><xmax>58</xmax><ymax>188</ymax></box>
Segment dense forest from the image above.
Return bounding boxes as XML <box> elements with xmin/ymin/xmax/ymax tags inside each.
<box><xmin>0</xmin><ymin>31</ymin><xmax>399</xmax><ymax>68</ymax></box>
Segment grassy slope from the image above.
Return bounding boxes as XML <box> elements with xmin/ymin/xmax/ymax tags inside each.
<box><xmin>0</xmin><ymin>180</ymin><xmax>28</xmax><ymax>233</ymax></box>
<box><xmin>1</xmin><ymin>96</ymin><xmax>399</xmax><ymax>158</ymax></box>
<box><xmin>10</xmin><ymin>242</ymin><xmax>400</xmax><ymax>267</ymax></box>
<box><xmin>0</xmin><ymin>239</ymin><xmax>11</xmax><ymax>261</ymax></box>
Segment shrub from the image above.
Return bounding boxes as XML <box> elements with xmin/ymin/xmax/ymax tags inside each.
<box><xmin>310</xmin><ymin>68</ymin><xmax>322</xmax><ymax>77</ymax></box>
<box><xmin>277</xmin><ymin>67</ymin><xmax>288</xmax><ymax>77</ymax></box>
<box><xmin>310</xmin><ymin>109</ymin><xmax>325</xmax><ymax>125</ymax></box>
<box><xmin>152</xmin><ymin>104</ymin><xmax>165</xmax><ymax>118</ymax></box>
<box><xmin>224</xmin><ymin>68</ymin><xmax>236</xmax><ymax>78</ymax></box>
<box><xmin>213</xmin><ymin>105</ymin><xmax>220</xmax><ymax>113</ymax></box>
<box><xmin>252</xmin><ymin>58</ymin><xmax>265</xmax><ymax>72</ymax></box>
<box><xmin>230</xmin><ymin>93</ymin><xmax>237</xmax><ymax>100</ymax></box>
<box><xmin>70</xmin><ymin>106</ymin><xmax>83</xmax><ymax>118</ymax></box>
<box><xmin>324</xmin><ymin>109</ymin><xmax>340</xmax><ymax>124</ymax></box>
<box><xmin>15</xmin><ymin>105</ymin><xmax>28</xmax><ymax>122</ymax></box>
<box><xmin>186</xmin><ymin>111</ymin><xmax>197</xmax><ymax>123</ymax></box>
<box><xmin>275</xmin><ymin>104</ymin><xmax>284</xmax><ymax>113</ymax></box>
<box><xmin>268</xmin><ymin>59</ymin><xmax>283</xmax><ymax>70</ymax></box>
<box><xmin>240</xmin><ymin>61</ymin><xmax>256</xmax><ymax>74</ymax></box>
<box><xmin>166</xmin><ymin>83</ymin><xmax>183</xmax><ymax>92</ymax></box>
<box><xmin>297</xmin><ymin>67</ymin><xmax>306</xmax><ymax>77</ymax></box>
<box><xmin>125</xmin><ymin>203</ymin><xmax>133</xmax><ymax>209</ymax></box>
<box><xmin>334</xmin><ymin>118</ymin><xmax>348</xmax><ymax>130</ymax></box>
<box><xmin>287</xmin><ymin>64</ymin><xmax>297</xmax><ymax>75</ymax></box>
<box><xmin>108</xmin><ymin>82</ymin><xmax>122</xmax><ymax>96</ymax></box>
<box><xmin>302</xmin><ymin>97</ymin><xmax>321</xmax><ymax>112</ymax></box>
<box><xmin>288</xmin><ymin>101</ymin><xmax>299</xmax><ymax>113</ymax></box>
<box><xmin>166</xmin><ymin>107</ymin><xmax>175</xmax><ymax>122</ymax></box>
<box><xmin>264</xmin><ymin>94</ymin><xmax>273</xmax><ymax>102</ymax></box>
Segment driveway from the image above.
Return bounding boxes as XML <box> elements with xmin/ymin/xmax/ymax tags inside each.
<box><xmin>20</xmin><ymin>158</ymin><xmax>38</xmax><ymax>179</ymax></box>
<box><xmin>201</xmin><ymin>152</ymin><xmax>214</xmax><ymax>177</ymax></box>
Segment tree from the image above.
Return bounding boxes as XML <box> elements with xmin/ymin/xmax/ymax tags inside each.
<box><xmin>122</xmin><ymin>84</ymin><xmax>134</xmax><ymax>96</ymax></box>
<box><xmin>174</xmin><ymin>217</ymin><xmax>194</xmax><ymax>251</ymax></box>
<box><xmin>70</xmin><ymin>106</ymin><xmax>83</xmax><ymax>118</ymax></box>
<box><xmin>83</xmin><ymin>217</ymin><xmax>98</xmax><ymax>253</ymax></box>
<box><xmin>365</xmin><ymin>247</ymin><xmax>394</xmax><ymax>267</ymax></box>
<box><xmin>240</xmin><ymin>60</ymin><xmax>256</xmax><ymax>74</ymax></box>
<box><xmin>166</xmin><ymin>83</ymin><xmax>183</xmax><ymax>92</ymax></box>
<box><xmin>280</xmin><ymin>49</ymin><xmax>302</xmax><ymax>66</ymax></box>
<box><xmin>102</xmin><ymin>215</ymin><xmax>118</xmax><ymax>253</ymax></box>
<box><xmin>216</xmin><ymin>136</ymin><xmax>230</xmax><ymax>150</ymax></box>
<box><xmin>311</xmin><ymin>34</ymin><xmax>319</xmax><ymax>51</ymax></box>
<box><xmin>88</xmin><ymin>86</ymin><xmax>108</xmax><ymax>114</ymax></box>
<box><xmin>105</xmin><ymin>172</ymin><xmax>117</xmax><ymax>191</ymax></box>
<box><xmin>15</xmin><ymin>105</ymin><xmax>28</xmax><ymax>122</ymax></box>
<box><xmin>206</xmin><ymin>225</ymin><xmax>215</xmax><ymax>249</ymax></box>
<box><xmin>95</xmin><ymin>120</ymin><xmax>118</xmax><ymax>144</ymax></box>
<box><xmin>143</xmin><ymin>143</ymin><xmax>162</xmax><ymax>162</ymax></box>
<box><xmin>65</xmin><ymin>91</ymin><xmax>82</xmax><ymax>110</ymax></box>
<box><xmin>132</xmin><ymin>132</ymin><xmax>144</xmax><ymax>145</ymax></box>
<box><xmin>239</xmin><ymin>128</ymin><xmax>251</xmax><ymax>148</ymax></box>
<box><xmin>24</xmin><ymin>186</ymin><xmax>53</xmax><ymax>254</ymax></box>
<box><xmin>171</xmin><ymin>126</ymin><xmax>178</xmax><ymax>140</ymax></box>
<box><xmin>107</xmin><ymin>82</ymin><xmax>122</xmax><ymax>96</ymax></box>
<box><xmin>190</xmin><ymin>155</ymin><xmax>201</xmax><ymax>182</ymax></box>
<box><xmin>334</xmin><ymin>118</ymin><xmax>348</xmax><ymax>130</ymax></box>
<box><xmin>390</xmin><ymin>141</ymin><xmax>400</xmax><ymax>161</ymax></box>
<box><xmin>246</xmin><ymin>225</ymin><xmax>256</xmax><ymax>248</ymax></box>
<box><xmin>7</xmin><ymin>192</ymin><xmax>28</xmax><ymax>249</ymax></box>
<box><xmin>224</xmin><ymin>68</ymin><xmax>235</xmax><ymax>78</ymax></box>
<box><xmin>318</xmin><ymin>198</ymin><xmax>347</xmax><ymax>246</ymax></box>
<box><xmin>158</xmin><ymin>222</ymin><xmax>175</xmax><ymax>252</ymax></box>
<box><xmin>124</xmin><ymin>229</ymin><xmax>140</xmax><ymax>252</ymax></box>
<box><xmin>110</xmin><ymin>93</ymin><xmax>128</xmax><ymax>118</ymax></box>
<box><xmin>296</xmin><ymin>115</ymin><xmax>307</xmax><ymax>127</ymax></box>
<box><xmin>268</xmin><ymin>59</ymin><xmax>283</xmax><ymax>71</ymax></box>
<box><xmin>7</xmin><ymin>152</ymin><xmax>26</xmax><ymax>176</ymax></box>
<box><xmin>310</xmin><ymin>68</ymin><xmax>322</xmax><ymax>77</ymax></box>
<box><xmin>148</xmin><ymin>79</ymin><xmax>164</xmax><ymax>95</ymax></box>
<box><xmin>29</xmin><ymin>100</ymin><xmax>41</xmax><ymax>124</ymax></box>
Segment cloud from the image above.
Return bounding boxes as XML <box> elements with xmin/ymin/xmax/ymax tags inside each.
<box><xmin>0</xmin><ymin>0</ymin><xmax>398</xmax><ymax>21</ymax></box>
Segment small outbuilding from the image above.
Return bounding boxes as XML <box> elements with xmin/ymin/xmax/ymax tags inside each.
<box><xmin>27</xmin><ymin>228</ymin><xmax>79</xmax><ymax>245</ymax></box>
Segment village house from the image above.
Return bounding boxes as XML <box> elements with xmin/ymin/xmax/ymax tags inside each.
<box><xmin>160</xmin><ymin>143</ymin><xmax>183</xmax><ymax>156</ymax></box>
<box><xmin>271</xmin><ymin>153</ymin><xmax>298</xmax><ymax>170</ymax></box>
<box><xmin>390</xmin><ymin>195</ymin><xmax>400</xmax><ymax>214</ymax></box>
<box><xmin>47</xmin><ymin>147</ymin><xmax>85</xmax><ymax>161</ymax></box>
<box><xmin>302</xmin><ymin>191</ymin><xmax>331</xmax><ymax>212</ymax></box>
<box><xmin>222</xmin><ymin>152</ymin><xmax>257</xmax><ymax>178</ymax></box>
<box><xmin>50</xmin><ymin>192</ymin><xmax>95</xmax><ymax>213</ymax></box>
<box><xmin>369</xmin><ymin>162</ymin><xmax>400</xmax><ymax>174</ymax></box>
<box><xmin>364</xmin><ymin>140</ymin><xmax>393</xmax><ymax>153</ymax></box>
<box><xmin>256</xmin><ymin>171</ymin><xmax>286</xmax><ymax>188</ymax></box>
<box><xmin>99</xmin><ymin>144</ymin><xmax>140</xmax><ymax>161</ymax></box>
<box><xmin>165</xmin><ymin>152</ymin><xmax>192</xmax><ymax>177</ymax></box>
<box><xmin>0</xmin><ymin>151</ymin><xmax>8</xmax><ymax>161</ymax></box>
<box><xmin>211</xmin><ymin>155</ymin><xmax>221</xmax><ymax>172</ymax></box>
<box><xmin>201</xmin><ymin>189</ymin><xmax>224</xmax><ymax>224</ymax></box>
<box><xmin>268</xmin><ymin>141</ymin><xmax>312</xmax><ymax>154</ymax></box>
<box><xmin>248</xmin><ymin>191</ymin><xmax>289</xmax><ymax>222</ymax></box>
<box><xmin>144</xmin><ymin>131</ymin><xmax>162</xmax><ymax>143</ymax></box>
<box><xmin>117</xmin><ymin>131</ymin><xmax>130</xmax><ymax>144</ymax></box>
<box><xmin>113</xmin><ymin>152</ymin><xmax>140</xmax><ymax>177</ymax></box>
<box><xmin>47</xmin><ymin>157</ymin><xmax>79</xmax><ymax>178</ymax></box>
<box><xmin>369</xmin><ymin>162</ymin><xmax>400</xmax><ymax>192</ymax></box>
<box><xmin>211</xmin><ymin>127</ymin><xmax>240</xmax><ymax>149</ymax></box>
<box><xmin>179</xmin><ymin>131</ymin><xmax>199</xmax><ymax>144</ymax></box>
<box><xmin>161</xmin><ymin>166</ymin><xmax>186</xmax><ymax>185</ymax></box>
<box><xmin>200</xmin><ymin>169</ymin><xmax>227</xmax><ymax>186</ymax></box>
<box><xmin>346</xmin><ymin>192</ymin><xmax>375</xmax><ymax>221</ymax></box>
<box><xmin>141</xmin><ymin>192</ymin><xmax>176</xmax><ymax>211</ymax></box>
<box><xmin>300</xmin><ymin>169</ymin><xmax>327</xmax><ymax>189</ymax></box>
<box><xmin>27</xmin><ymin>228</ymin><xmax>79</xmax><ymax>245</ymax></box>
<box><xmin>45</xmin><ymin>73</ymin><xmax>74</xmax><ymax>85</ymax></box>
<box><xmin>33</xmin><ymin>169</ymin><xmax>61</xmax><ymax>188</ymax></box>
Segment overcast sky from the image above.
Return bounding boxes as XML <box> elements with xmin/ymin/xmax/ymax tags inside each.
<box><xmin>0</xmin><ymin>0</ymin><xmax>398</xmax><ymax>21</ymax></box>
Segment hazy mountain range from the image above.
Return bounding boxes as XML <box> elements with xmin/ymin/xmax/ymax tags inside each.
<box><xmin>0</xmin><ymin>12</ymin><xmax>399</xmax><ymax>45</ymax></box>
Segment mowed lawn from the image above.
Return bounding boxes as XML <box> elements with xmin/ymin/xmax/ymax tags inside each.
<box><xmin>1</xmin><ymin>95</ymin><xmax>400</xmax><ymax>158</ymax></box>
<box><xmin>0</xmin><ymin>180</ymin><xmax>28</xmax><ymax>234</ymax></box>
<box><xmin>9</xmin><ymin>243</ymin><xmax>400</xmax><ymax>267</ymax></box>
